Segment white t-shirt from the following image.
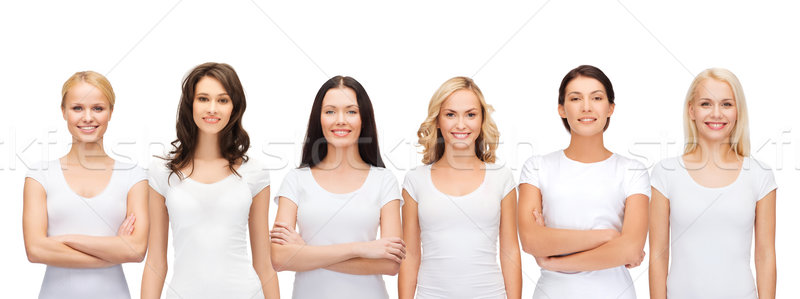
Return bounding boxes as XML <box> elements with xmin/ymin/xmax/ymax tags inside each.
<box><xmin>650</xmin><ymin>156</ymin><xmax>777</xmax><ymax>299</ymax></box>
<box><xmin>402</xmin><ymin>163</ymin><xmax>516</xmax><ymax>299</ymax></box>
<box><xmin>275</xmin><ymin>166</ymin><xmax>402</xmax><ymax>299</ymax></box>
<box><xmin>26</xmin><ymin>159</ymin><xmax>146</xmax><ymax>299</ymax></box>
<box><xmin>519</xmin><ymin>150</ymin><xmax>650</xmax><ymax>299</ymax></box>
<box><xmin>148</xmin><ymin>158</ymin><xmax>269</xmax><ymax>299</ymax></box>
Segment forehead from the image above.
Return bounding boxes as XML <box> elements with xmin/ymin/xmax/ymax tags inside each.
<box><xmin>441</xmin><ymin>89</ymin><xmax>480</xmax><ymax>110</ymax></box>
<box><xmin>565</xmin><ymin>76</ymin><xmax>605</xmax><ymax>93</ymax></box>
<box><xmin>322</xmin><ymin>87</ymin><xmax>358</xmax><ymax>106</ymax></box>
<box><xmin>195</xmin><ymin>76</ymin><xmax>227</xmax><ymax>93</ymax></box>
<box><xmin>64</xmin><ymin>82</ymin><xmax>109</xmax><ymax>105</ymax></box>
<box><xmin>695</xmin><ymin>79</ymin><xmax>734</xmax><ymax>100</ymax></box>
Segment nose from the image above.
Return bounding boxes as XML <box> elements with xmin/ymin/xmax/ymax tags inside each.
<box><xmin>336</xmin><ymin>110</ymin><xmax>347</xmax><ymax>125</ymax></box>
<box><xmin>81</xmin><ymin>109</ymin><xmax>93</xmax><ymax>122</ymax></box>
<box><xmin>711</xmin><ymin>103</ymin><xmax>722</xmax><ymax>118</ymax></box>
<box><xmin>208</xmin><ymin>100</ymin><xmax>218</xmax><ymax>114</ymax></box>
<box><xmin>582</xmin><ymin>98</ymin><xmax>592</xmax><ymax>112</ymax></box>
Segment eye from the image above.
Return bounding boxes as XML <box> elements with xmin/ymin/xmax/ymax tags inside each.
<box><xmin>570</xmin><ymin>97</ymin><xmax>580</xmax><ymax>101</ymax></box>
<box><xmin>197</xmin><ymin>96</ymin><xmax>209</xmax><ymax>102</ymax></box>
<box><xmin>324</xmin><ymin>110</ymin><xmax>335</xmax><ymax>115</ymax></box>
<box><xmin>467</xmin><ymin>112</ymin><xmax>477</xmax><ymax>118</ymax></box>
<box><xmin>594</xmin><ymin>96</ymin><xmax>603</xmax><ymax>101</ymax></box>
<box><xmin>699</xmin><ymin>102</ymin><xmax>711</xmax><ymax>107</ymax></box>
<box><xmin>72</xmin><ymin>106</ymin><xmax>83</xmax><ymax>111</ymax></box>
<box><xmin>92</xmin><ymin>106</ymin><xmax>104</xmax><ymax>112</ymax></box>
<box><xmin>347</xmin><ymin>110</ymin><xmax>358</xmax><ymax>115</ymax></box>
<box><xmin>445</xmin><ymin>112</ymin><xmax>455</xmax><ymax>118</ymax></box>
<box><xmin>218</xmin><ymin>98</ymin><xmax>230</xmax><ymax>104</ymax></box>
<box><xmin>722</xmin><ymin>102</ymin><xmax>734</xmax><ymax>107</ymax></box>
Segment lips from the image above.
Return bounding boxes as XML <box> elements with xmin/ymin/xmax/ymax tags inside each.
<box><xmin>203</xmin><ymin>116</ymin><xmax>221</xmax><ymax>124</ymax></box>
<box><xmin>705</xmin><ymin>122</ymin><xmax>727</xmax><ymax>130</ymax></box>
<box><xmin>451</xmin><ymin>132</ymin><xmax>471</xmax><ymax>139</ymax></box>
<box><xmin>577</xmin><ymin>117</ymin><xmax>597</xmax><ymax>124</ymax></box>
<box><xmin>78</xmin><ymin>126</ymin><xmax>98</xmax><ymax>133</ymax></box>
<box><xmin>332</xmin><ymin>129</ymin><xmax>351</xmax><ymax>137</ymax></box>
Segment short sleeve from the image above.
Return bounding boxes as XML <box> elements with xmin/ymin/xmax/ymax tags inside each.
<box><xmin>496</xmin><ymin>165</ymin><xmax>516</xmax><ymax>199</ymax></box>
<box><xmin>402</xmin><ymin>168</ymin><xmax>420</xmax><ymax>202</ymax></box>
<box><xmin>125</xmin><ymin>164</ymin><xmax>148</xmax><ymax>192</ymax></box>
<box><xmin>649</xmin><ymin>159</ymin><xmax>669</xmax><ymax>199</ymax></box>
<box><xmin>147</xmin><ymin>160</ymin><xmax>170</xmax><ymax>197</ymax></box>
<box><xmin>519</xmin><ymin>155</ymin><xmax>541</xmax><ymax>188</ymax></box>
<box><xmin>274</xmin><ymin>168</ymin><xmax>300</xmax><ymax>205</ymax></box>
<box><xmin>624</xmin><ymin>159</ymin><xmax>651</xmax><ymax>198</ymax></box>
<box><xmin>377</xmin><ymin>169</ymin><xmax>402</xmax><ymax>207</ymax></box>
<box><xmin>242</xmin><ymin>159</ymin><xmax>270</xmax><ymax>197</ymax></box>
<box><xmin>753</xmin><ymin>160</ymin><xmax>777</xmax><ymax>200</ymax></box>
<box><xmin>25</xmin><ymin>160</ymin><xmax>50</xmax><ymax>189</ymax></box>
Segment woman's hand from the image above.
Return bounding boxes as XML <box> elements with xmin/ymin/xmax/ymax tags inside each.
<box><xmin>117</xmin><ymin>214</ymin><xmax>136</xmax><ymax>236</ymax></box>
<box><xmin>356</xmin><ymin>237</ymin><xmax>406</xmax><ymax>263</ymax></box>
<box><xmin>270</xmin><ymin>222</ymin><xmax>306</xmax><ymax>245</ymax></box>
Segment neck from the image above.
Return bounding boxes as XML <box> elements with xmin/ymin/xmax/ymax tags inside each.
<box><xmin>318</xmin><ymin>143</ymin><xmax>368</xmax><ymax>170</ymax></box>
<box><xmin>65</xmin><ymin>139</ymin><xmax>110</xmax><ymax>168</ymax></box>
<box><xmin>436</xmin><ymin>144</ymin><xmax>482</xmax><ymax>170</ymax></box>
<box><xmin>690</xmin><ymin>137</ymin><xmax>740</xmax><ymax>164</ymax></box>
<box><xmin>564</xmin><ymin>132</ymin><xmax>610</xmax><ymax>163</ymax></box>
<box><xmin>194</xmin><ymin>131</ymin><xmax>223</xmax><ymax>160</ymax></box>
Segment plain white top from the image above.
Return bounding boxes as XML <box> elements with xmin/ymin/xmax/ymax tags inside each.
<box><xmin>26</xmin><ymin>159</ymin><xmax>146</xmax><ymax>299</ymax></box>
<box><xmin>651</xmin><ymin>156</ymin><xmax>777</xmax><ymax>299</ymax></box>
<box><xmin>402</xmin><ymin>163</ymin><xmax>516</xmax><ymax>299</ymax></box>
<box><xmin>275</xmin><ymin>166</ymin><xmax>402</xmax><ymax>299</ymax></box>
<box><xmin>148</xmin><ymin>158</ymin><xmax>269</xmax><ymax>299</ymax></box>
<box><xmin>520</xmin><ymin>150</ymin><xmax>650</xmax><ymax>299</ymax></box>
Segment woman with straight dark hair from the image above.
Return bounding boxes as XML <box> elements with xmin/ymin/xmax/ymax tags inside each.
<box><xmin>518</xmin><ymin>65</ymin><xmax>649</xmax><ymax>298</ymax></box>
<box><xmin>141</xmin><ymin>62</ymin><xmax>279</xmax><ymax>298</ymax></box>
<box><xmin>270</xmin><ymin>76</ymin><xmax>405</xmax><ymax>299</ymax></box>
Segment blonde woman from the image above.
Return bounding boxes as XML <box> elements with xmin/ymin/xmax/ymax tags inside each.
<box><xmin>518</xmin><ymin>65</ymin><xmax>649</xmax><ymax>299</ymax></box>
<box><xmin>398</xmin><ymin>77</ymin><xmax>522</xmax><ymax>299</ymax></box>
<box><xmin>22</xmin><ymin>71</ymin><xmax>149</xmax><ymax>299</ymax></box>
<box><xmin>649</xmin><ymin>68</ymin><xmax>776</xmax><ymax>299</ymax></box>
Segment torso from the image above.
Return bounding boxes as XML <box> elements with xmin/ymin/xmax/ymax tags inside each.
<box><xmin>682</xmin><ymin>152</ymin><xmax>743</xmax><ymax>188</ymax></box>
<box><xmin>429</xmin><ymin>160</ymin><xmax>485</xmax><ymax>196</ymax></box>
<box><xmin>59</xmin><ymin>157</ymin><xmax>115</xmax><ymax>198</ymax></box>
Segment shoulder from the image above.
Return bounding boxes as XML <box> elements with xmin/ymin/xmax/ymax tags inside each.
<box><xmin>745</xmin><ymin>156</ymin><xmax>773</xmax><ymax>172</ymax></box>
<box><xmin>612</xmin><ymin>153</ymin><xmax>648</xmax><ymax>171</ymax></box>
<box><xmin>403</xmin><ymin>164</ymin><xmax>429</xmax><ymax>181</ymax></box>
<box><xmin>239</xmin><ymin>156</ymin><xmax>268</xmax><ymax>176</ymax></box>
<box><xmin>485</xmin><ymin>162</ymin><xmax>512</xmax><ymax>177</ymax></box>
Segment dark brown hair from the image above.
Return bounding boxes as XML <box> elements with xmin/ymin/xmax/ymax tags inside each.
<box><xmin>300</xmin><ymin>76</ymin><xmax>384</xmax><ymax>168</ymax></box>
<box><xmin>164</xmin><ymin>62</ymin><xmax>250</xmax><ymax>179</ymax></box>
<box><xmin>557</xmin><ymin>65</ymin><xmax>615</xmax><ymax>133</ymax></box>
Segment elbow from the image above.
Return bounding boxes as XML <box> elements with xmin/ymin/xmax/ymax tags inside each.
<box><xmin>125</xmin><ymin>242</ymin><xmax>148</xmax><ymax>263</ymax></box>
<box><xmin>269</xmin><ymin>247</ymin><xmax>288</xmax><ymax>272</ymax></box>
<box><xmin>26</xmin><ymin>246</ymin><xmax>43</xmax><ymax>264</ymax></box>
<box><xmin>520</xmin><ymin>240</ymin><xmax>545</xmax><ymax>258</ymax></box>
<box><xmin>383</xmin><ymin>262</ymin><xmax>401</xmax><ymax>276</ymax></box>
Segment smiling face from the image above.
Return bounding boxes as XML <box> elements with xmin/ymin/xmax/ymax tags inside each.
<box><xmin>192</xmin><ymin>76</ymin><xmax>233</xmax><ymax>136</ymax></box>
<box><xmin>689</xmin><ymin>78</ymin><xmax>737</xmax><ymax>143</ymax></box>
<box><xmin>320</xmin><ymin>87</ymin><xmax>362</xmax><ymax>148</ymax></box>
<box><xmin>559</xmin><ymin>76</ymin><xmax>615</xmax><ymax>136</ymax></box>
<box><xmin>62</xmin><ymin>81</ymin><xmax>112</xmax><ymax>144</ymax></box>
<box><xmin>438</xmin><ymin>89</ymin><xmax>483</xmax><ymax>152</ymax></box>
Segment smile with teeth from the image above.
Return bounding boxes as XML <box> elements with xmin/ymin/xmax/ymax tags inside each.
<box><xmin>332</xmin><ymin>129</ymin><xmax>351</xmax><ymax>137</ymax></box>
<box><xmin>578</xmin><ymin>117</ymin><xmax>596</xmax><ymax>123</ymax></box>
<box><xmin>203</xmin><ymin>117</ymin><xmax>221</xmax><ymax>124</ymax></box>
<box><xmin>705</xmin><ymin>122</ymin><xmax>727</xmax><ymax>130</ymax></box>
<box><xmin>78</xmin><ymin>126</ymin><xmax>98</xmax><ymax>133</ymax></box>
<box><xmin>451</xmin><ymin>132</ymin><xmax>470</xmax><ymax>139</ymax></box>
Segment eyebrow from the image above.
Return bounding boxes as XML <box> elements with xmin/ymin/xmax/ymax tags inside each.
<box><xmin>323</xmin><ymin>104</ymin><xmax>359</xmax><ymax>109</ymax></box>
<box><xmin>443</xmin><ymin>108</ymin><xmax>479</xmax><ymax>112</ymax></box>
<box><xmin>567</xmin><ymin>90</ymin><xmax>605</xmax><ymax>96</ymax></box>
<box><xmin>698</xmin><ymin>97</ymin><xmax>735</xmax><ymax>101</ymax></box>
<box><xmin>195</xmin><ymin>92</ymin><xmax>229</xmax><ymax>96</ymax></box>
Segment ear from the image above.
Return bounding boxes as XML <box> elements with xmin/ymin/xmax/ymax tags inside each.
<box><xmin>558</xmin><ymin>104</ymin><xmax>566</xmax><ymax>119</ymax></box>
<box><xmin>61</xmin><ymin>106</ymin><xmax>67</xmax><ymax>121</ymax></box>
<box><xmin>607</xmin><ymin>103</ymin><xmax>615</xmax><ymax>117</ymax></box>
<box><xmin>688</xmin><ymin>101</ymin><xmax>696</xmax><ymax>120</ymax></box>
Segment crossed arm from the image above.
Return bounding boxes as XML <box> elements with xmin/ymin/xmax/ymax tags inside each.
<box><xmin>23</xmin><ymin>178</ymin><xmax>149</xmax><ymax>268</ymax></box>
<box><xmin>270</xmin><ymin>196</ymin><xmax>405</xmax><ymax>275</ymax></box>
<box><xmin>517</xmin><ymin>183</ymin><xmax>648</xmax><ymax>272</ymax></box>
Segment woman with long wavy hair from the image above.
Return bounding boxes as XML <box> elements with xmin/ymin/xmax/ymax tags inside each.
<box><xmin>141</xmin><ymin>62</ymin><xmax>279</xmax><ymax>298</ymax></box>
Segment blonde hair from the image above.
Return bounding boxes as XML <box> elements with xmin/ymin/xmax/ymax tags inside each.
<box><xmin>61</xmin><ymin>71</ymin><xmax>115</xmax><ymax>108</ymax></box>
<box><xmin>683</xmin><ymin>68</ymin><xmax>749</xmax><ymax>156</ymax></box>
<box><xmin>417</xmin><ymin>76</ymin><xmax>500</xmax><ymax>164</ymax></box>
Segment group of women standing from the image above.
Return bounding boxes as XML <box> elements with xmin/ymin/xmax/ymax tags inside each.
<box><xmin>22</xmin><ymin>63</ymin><xmax>776</xmax><ymax>299</ymax></box>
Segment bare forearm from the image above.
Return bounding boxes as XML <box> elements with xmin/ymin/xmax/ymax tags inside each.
<box><xmin>648</xmin><ymin>253</ymin><xmax>669</xmax><ymax>299</ymax></box>
<box><xmin>520</xmin><ymin>225</ymin><xmax>615</xmax><ymax>257</ymax></box>
<box><xmin>253</xmin><ymin>265</ymin><xmax>280</xmax><ymax>299</ymax></box>
<box><xmin>546</xmin><ymin>236</ymin><xmax>642</xmax><ymax>272</ymax></box>
<box><xmin>140</xmin><ymin>261</ymin><xmax>167</xmax><ymax>299</ymax></box>
<box><xmin>271</xmin><ymin>243</ymin><xmax>359</xmax><ymax>272</ymax></box>
<box><xmin>62</xmin><ymin>234</ymin><xmax>146</xmax><ymax>264</ymax></box>
<box><xmin>397</xmin><ymin>256</ymin><xmax>420</xmax><ymax>299</ymax></box>
<box><xmin>755</xmin><ymin>254</ymin><xmax>776</xmax><ymax>299</ymax></box>
<box><xmin>27</xmin><ymin>238</ymin><xmax>113</xmax><ymax>268</ymax></box>
<box><xmin>499</xmin><ymin>249</ymin><xmax>522</xmax><ymax>299</ymax></box>
<box><xmin>324</xmin><ymin>257</ymin><xmax>400</xmax><ymax>275</ymax></box>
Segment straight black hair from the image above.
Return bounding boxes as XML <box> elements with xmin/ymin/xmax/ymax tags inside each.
<box><xmin>300</xmin><ymin>76</ymin><xmax>384</xmax><ymax>168</ymax></box>
<box><xmin>557</xmin><ymin>65</ymin><xmax>615</xmax><ymax>133</ymax></box>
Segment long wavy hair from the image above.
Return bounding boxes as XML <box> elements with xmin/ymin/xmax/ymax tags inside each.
<box><xmin>417</xmin><ymin>76</ymin><xmax>500</xmax><ymax>164</ymax></box>
<box><xmin>299</xmin><ymin>76</ymin><xmax>384</xmax><ymax>168</ymax></box>
<box><xmin>164</xmin><ymin>62</ymin><xmax>250</xmax><ymax>179</ymax></box>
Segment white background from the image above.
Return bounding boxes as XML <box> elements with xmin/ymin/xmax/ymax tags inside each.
<box><xmin>1</xmin><ymin>0</ymin><xmax>798</xmax><ymax>298</ymax></box>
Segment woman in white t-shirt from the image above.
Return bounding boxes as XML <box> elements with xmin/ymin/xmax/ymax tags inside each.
<box><xmin>398</xmin><ymin>77</ymin><xmax>522</xmax><ymax>299</ymax></box>
<box><xmin>23</xmin><ymin>71</ymin><xmax>148</xmax><ymax>299</ymax></box>
<box><xmin>649</xmin><ymin>68</ymin><xmax>777</xmax><ymax>299</ymax></box>
<box><xmin>518</xmin><ymin>65</ymin><xmax>650</xmax><ymax>299</ymax></box>
<box><xmin>269</xmin><ymin>76</ymin><xmax>404</xmax><ymax>299</ymax></box>
<box><xmin>141</xmin><ymin>63</ymin><xmax>279</xmax><ymax>299</ymax></box>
